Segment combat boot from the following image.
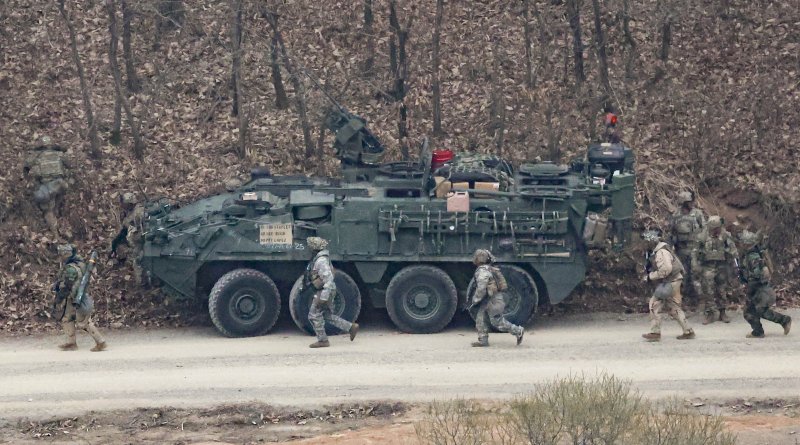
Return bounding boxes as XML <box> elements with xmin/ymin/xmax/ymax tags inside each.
<box><xmin>746</xmin><ymin>331</ymin><xmax>765</xmax><ymax>339</ymax></box>
<box><xmin>718</xmin><ymin>309</ymin><xmax>731</xmax><ymax>323</ymax></box>
<box><xmin>58</xmin><ymin>342</ymin><xmax>78</xmax><ymax>351</ymax></box>
<box><xmin>309</xmin><ymin>340</ymin><xmax>330</xmax><ymax>348</ymax></box>
<box><xmin>677</xmin><ymin>330</ymin><xmax>696</xmax><ymax>340</ymax></box>
<box><xmin>642</xmin><ymin>333</ymin><xmax>661</xmax><ymax>342</ymax></box>
<box><xmin>349</xmin><ymin>323</ymin><xmax>359</xmax><ymax>341</ymax></box>
<box><xmin>783</xmin><ymin>318</ymin><xmax>792</xmax><ymax>335</ymax></box>
<box><xmin>471</xmin><ymin>339</ymin><xmax>489</xmax><ymax>347</ymax></box>
<box><xmin>90</xmin><ymin>341</ymin><xmax>107</xmax><ymax>352</ymax></box>
<box><xmin>702</xmin><ymin>311</ymin><xmax>717</xmax><ymax>325</ymax></box>
<box><xmin>515</xmin><ymin>328</ymin><xmax>525</xmax><ymax>346</ymax></box>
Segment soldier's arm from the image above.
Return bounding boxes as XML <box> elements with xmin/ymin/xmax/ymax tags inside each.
<box><xmin>317</xmin><ymin>258</ymin><xmax>335</xmax><ymax>301</ymax></box>
<box><xmin>725</xmin><ymin>235</ymin><xmax>739</xmax><ymax>258</ymax></box>
<box><xmin>648</xmin><ymin>249</ymin><xmax>673</xmax><ymax>281</ymax></box>
<box><xmin>695</xmin><ymin>209</ymin><xmax>706</xmax><ymax>229</ymax></box>
<box><xmin>472</xmin><ymin>269</ymin><xmax>490</xmax><ymax>303</ymax></box>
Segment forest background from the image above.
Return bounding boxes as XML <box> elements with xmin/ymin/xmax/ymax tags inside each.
<box><xmin>0</xmin><ymin>0</ymin><xmax>798</xmax><ymax>333</ymax></box>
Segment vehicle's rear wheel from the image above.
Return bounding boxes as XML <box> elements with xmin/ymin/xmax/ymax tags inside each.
<box><xmin>208</xmin><ymin>268</ymin><xmax>281</xmax><ymax>337</ymax></box>
<box><xmin>289</xmin><ymin>270</ymin><xmax>362</xmax><ymax>336</ymax></box>
<box><xmin>467</xmin><ymin>265</ymin><xmax>538</xmax><ymax>327</ymax></box>
<box><xmin>386</xmin><ymin>265</ymin><xmax>458</xmax><ymax>333</ymax></box>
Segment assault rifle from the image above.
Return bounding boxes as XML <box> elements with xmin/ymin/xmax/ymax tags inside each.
<box><xmin>734</xmin><ymin>258</ymin><xmax>748</xmax><ymax>284</ymax></box>
<box><xmin>644</xmin><ymin>250</ymin><xmax>653</xmax><ymax>282</ymax></box>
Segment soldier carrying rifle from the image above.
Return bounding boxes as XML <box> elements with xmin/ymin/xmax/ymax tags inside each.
<box><xmin>53</xmin><ymin>244</ymin><xmax>106</xmax><ymax>351</ymax></box>
<box><xmin>468</xmin><ymin>249</ymin><xmax>524</xmax><ymax>347</ymax></box>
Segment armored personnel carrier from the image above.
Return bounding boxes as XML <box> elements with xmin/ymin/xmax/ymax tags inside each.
<box><xmin>141</xmin><ymin>108</ymin><xmax>635</xmax><ymax>337</ymax></box>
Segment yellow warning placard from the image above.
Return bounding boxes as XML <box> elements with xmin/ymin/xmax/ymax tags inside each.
<box><xmin>259</xmin><ymin>223</ymin><xmax>293</xmax><ymax>245</ymax></box>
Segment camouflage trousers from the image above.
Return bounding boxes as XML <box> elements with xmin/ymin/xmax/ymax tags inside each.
<box><xmin>675</xmin><ymin>246</ymin><xmax>702</xmax><ymax>303</ymax></box>
<box><xmin>34</xmin><ymin>179</ymin><xmax>66</xmax><ymax>234</ymax></box>
<box><xmin>649</xmin><ymin>280</ymin><xmax>692</xmax><ymax>335</ymax></box>
<box><xmin>115</xmin><ymin>245</ymin><xmax>145</xmax><ymax>286</ymax></box>
<box><xmin>308</xmin><ymin>296</ymin><xmax>352</xmax><ymax>342</ymax></box>
<box><xmin>61</xmin><ymin>302</ymin><xmax>105</xmax><ymax>345</ymax></box>
<box><xmin>744</xmin><ymin>284</ymin><xmax>790</xmax><ymax>336</ymax></box>
<box><xmin>475</xmin><ymin>294</ymin><xmax>523</xmax><ymax>342</ymax></box>
<box><xmin>699</xmin><ymin>262</ymin><xmax>733</xmax><ymax>315</ymax></box>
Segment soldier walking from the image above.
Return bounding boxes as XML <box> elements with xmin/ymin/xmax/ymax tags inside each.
<box><xmin>23</xmin><ymin>136</ymin><xmax>69</xmax><ymax>234</ymax></box>
<box><xmin>304</xmin><ymin>236</ymin><xmax>359</xmax><ymax>348</ymax></box>
<box><xmin>110</xmin><ymin>192</ymin><xmax>147</xmax><ymax>285</ymax></box>
<box><xmin>641</xmin><ymin>230</ymin><xmax>695</xmax><ymax>342</ymax></box>
<box><xmin>737</xmin><ymin>231</ymin><xmax>792</xmax><ymax>338</ymax></box>
<box><xmin>469</xmin><ymin>249</ymin><xmax>524</xmax><ymax>347</ymax></box>
<box><xmin>669</xmin><ymin>191</ymin><xmax>705</xmax><ymax>305</ymax></box>
<box><xmin>53</xmin><ymin>244</ymin><xmax>106</xmax><ymax>351</ymax></box>
<box><xmin>693</xmin><ymin>216</ymin><xmax>738</xmax><ymax>324</ymax></box>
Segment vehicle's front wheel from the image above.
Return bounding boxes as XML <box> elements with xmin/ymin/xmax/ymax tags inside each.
<box><xmin>288</xmin><ymin>270</ymin><xmax>362</xmax><ymax>335</ymax></box>
<box><xmin>208</xmin><ymin>269</ymin><xmax>281</xmax><ymax>337</ymax></box>
<box><xmin>386</xmin><ymin>265</ymin><xmax>458</xmax><ymax>334</ymax></box>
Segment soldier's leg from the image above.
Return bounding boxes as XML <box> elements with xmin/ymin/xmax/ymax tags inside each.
<box><xmin>744</xmin><ymin>301</ymin><xmax>765</xmax><ymax>337</ymax></box>
<box><xmin>487</xmin><ymin>299</ymin><xmax>522</xmax><ymax>336</ymax></box>
<box><xmin>761</xmin><ymin>307</ymin><xmax>791</xmax><ymax>328</ymax></box>
<box><xmin>59</xmin><ymin>305</ymin><xmax>78</xmax><ymax>349</ymax></box>
<box><xmin>321</xmin><ymin>305</ymin><xmax>353</xmax><ymax>333</ymax></box>
<box><xmin>701</xmin><ymin>268</ymin><xmax>719</xmax><ymax>323</ymax></box>
<box><xmin>648</xmin><ymin>296</ymin><xmax>664</xmax><ymax>334</ymax></box>
<box><xmin>308</xmin><ymin>298</ymin><xmax>328</xmax><ymax>342</ymax></box>
<box><xmin>474</xmin><ymin>305</ymin><xmax>490</xmax><ymax>346</ymax></box>
<box><xmin>76</xmin><ymin>316</ymin><xmax>106</xmax><ymax>349</ymax></box>
<box><xmin>40</xmin><ymin>200</ymin><xmax>58</xmax><ymax>234</ymax></box>
<box><xmin>666</xmin><ymin>283</ymin><xmax>693</xmax><ymax>335</ymax></box>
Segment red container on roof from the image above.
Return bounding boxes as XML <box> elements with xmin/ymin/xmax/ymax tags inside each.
<box><xmin>431</xmin><ymin>149</ymin><xmax>454</xmax><ymax>170</ymax></box>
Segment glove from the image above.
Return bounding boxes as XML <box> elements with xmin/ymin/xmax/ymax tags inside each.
<box><xmin>641</xmin><ymin>275</ymin><xmax>649</xmax><ymax>283</ymax></box>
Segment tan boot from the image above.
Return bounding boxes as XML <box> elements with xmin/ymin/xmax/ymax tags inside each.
<box><xmin>90</xmin><ymin>341</ymin><xmax>107</xmax><ymax>352</ymax></box>
<box><xmin>642</xmin><ymin>333</ymin><xmax>661</xmax><ymax>342</ymax></box>
<box><xmin>309</xmin><ymin>340</ymin><xmax>330</xmax><ymax>348</ymax></box>
<box><xmin>783</xmin><ymin>318</ymin><xmax>792</xmax><ymax>335</ymax></box>
<box><xmin>471</xmin><ymin>339</ymin><xmax>489</xmax><ymax>347</ymax></box>
<box><xmin>702</xmin><ymin>312</ymin><xmax>717</xmax><ymax>325</ymax></box>
<box><xmin>349</xmin><ymin>323</ymin><xmax>359</xmax><ymax>341</ymax></box>
<box><xmin>58</xmin><ymin>342</ymin><xmax>78</xmax><ymax>351</ymax></box>
<box><xmin>677</xmin><ymin>330</ymin><xmax>696</xmax><ymax>340</ymax></box>
<box><xmin>515</xmin><ymin>327</ymin><xmax>525</xmax><ymax>346</ymax></box>
<box><xmin>719</xmin><ymin>309</ymin><xmax>731</xmax><ymax>323</ymax></box>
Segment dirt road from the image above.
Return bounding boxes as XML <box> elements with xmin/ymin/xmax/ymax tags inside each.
<box><xmin>1</xmin><ymin>310</ymin><xmax>798</xmax><ymax>422</ymax></box>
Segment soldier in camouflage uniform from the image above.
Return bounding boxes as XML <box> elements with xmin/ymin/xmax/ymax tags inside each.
<box><xmin>110</xmin><ymin>192</ymin><xmax>147</xmax><ymax>285</ymax></box>
<box><xmin>641</xmin><ymin>231</ymin><xmax>695</xmax><ymax>342</ymax></box>
<box><xmin>469</xmin><ymin>249</ymin><xmax>525</xmax><ymax>347</ymax></box>
<box><xmin>737</xmin><ymin>231</ymin><xmax>792</xmax><ymax>338</ymax></box>
<box><xmin>54</xmin><ymin>244</ymin><xmax>106</xmax><ymax>351</ymax></box>
<box><xmin>693</xmin><ymin>216</ymin><xmax>738</xmax><ymax>324</ymax></box>
<box><xmin>668</xmin><ymin>191</ymin><xmax>706</xmax><ymax>304</ymax></box>
<box><xmin>23</xmin><ymin>136</ymin><xmax>69</xmax><ymax>234</ymax></box>
<box><xmin>305</xmin><ymin>236</ymin><xmax>359</xmax><ymax>348</ymax></box>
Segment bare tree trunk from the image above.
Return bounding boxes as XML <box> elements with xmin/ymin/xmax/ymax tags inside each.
<box><xmin>230</xmin><ymin>0</ymin><xmax>248</xmax><ymax>158</ymax></box>
<box><xmin>522</xmin><ymin>0</ymin><xmax>534</xmax><ymax>88</ymax></box>
<box><xmin>621</xmin><ymin>0</ymin><xmax>637</xmax><ymax>80</ymax></box>
<box><xmin>267</xmin><ymin>14</ymin><xmax>315</xmax><ymax>159</ymax></box>
<box><xmin>110</xmin><ymin>2</ymin><xmax>122</xmax><ymax>146</ymax></box>
<box><xmin>388</xmin><ymin>0</ymin><xmax>413</xmax><ymax>159</ymax></box>
<box><xmin>431</xmin><ymin>0</ymin><xmax>444</xmax><ymax>136</ymax></box>
<box><xmin>591</xmin><ymin>0</ymin><xmax>611</xmax><ymax>98</ymax></box>
<box><xmin>489</xmin><ymin>38</ymin><xmax>506</xmax><ymax>155</ymax></box>
<box><xmin>545</xmin><ymin>101</ymin><xmax>564</xmax><ymax>162</ymax></box>
<box><xmin>270</xmin><ymin>31</ymin><xmax>289</xmax><ymax>109</ymax></box>
<box><xmin>658</xmin><ymin>0</ymin><xmax>673</xmax><ymax>62</ymax></box>
<box><xmin>58</xmin><ymin>0</ymin><xmax>101</xmax><ymax>159</ymax></box>
<box><xmin>121</xmin><ymin>0</ymin><xmax>141</xmax><ymax>93</ymax></box>
<box><xmin>362</xmin><ymin>0</ymin><xmax>375</xmax><ymax>76</ymax></box>
<box><xmin>107</xmin><ymin>0</ymin><xmax>145</xmax><ymax>160</ymax></box>
<box><xmin>566</xmin><ymin>0</ymin><xmax>586</xmax><ymax>85</ymax></box>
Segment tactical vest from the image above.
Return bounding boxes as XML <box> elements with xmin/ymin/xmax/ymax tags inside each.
<box><xmin>481</xmin><ymin>265</ymin><xmax>508</xmax><ymax>297</ymax></box>
<box><xmin>29</xmin><ymin>150</ymin><xmax>66</xmax><ymax>180</ymax></box>
<box><xmin>656</xmin><ymin>245</ymin><xmax>685</xmax><ymax>282</ymax></box>
<box><xmin>304</xmin><ymin>253</ymin><xmax>329</xmax><ymax>290</ymax></box>
<box><xmin>702</xmin><ymin>236</ymin><xmax>727</xmax><ymax>262</ymax></box>
<box><xmin>744</xmin><ymin>251</ymin><xmax>767</xmax><ymax>284</ymax></box>
<box><xmin>673</xmin><ymin>213</ymin><xmax>699</xmax><ymax>243</ymax></box>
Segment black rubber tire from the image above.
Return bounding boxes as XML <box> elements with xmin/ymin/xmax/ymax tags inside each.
<box><xmin>386</xmin><ymin>265</ymin><xmax>458</xmax><ymax>334</ymax></box>
<box><xmin>288</xmin><ymin>270</ymin><xmax>362</xmax><ymax>336</ymax></box>
<box><xmin>208</xmin><ymin>269</ymin><xmax>281</xmax><ymax>337</ymax></box>
<box><xmin>468</xmin><ymin>265</ymin><xmax>538</xmax><ymax>327</ymax></box>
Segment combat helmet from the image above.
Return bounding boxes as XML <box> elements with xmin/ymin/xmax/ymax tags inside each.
<box><xmin>56</xmin><ymin>243</ymin><xmax>76</xmax><ymax>257</ymax></box>
<box><xmin>738</xmin><ymin>230</ymin><xmax>761</xmax><ymax>248</ymax></box>
<box><xmin>472</xmin><ymin>249</ymin><xmax>495</xmax><ymax>265</ymax></box>
<box><xmin>707</xmin><ymin>216</ymin><xmax>722</xmax><ymax>230</ymax></box>
<box><xmin>306</xmin><ymin>236</ymin><xmax>329</xmax><ymax>251</ymax></box>
<box><xmin>677</xmin><ymin>191</ymin><xmax>693</xmax><ymax>204</ymax></box>
<box><xmin>121</xmin><ymin>192</ymin><xmax>138</xmax><ymax>205</ymax></box>
<box><xmin>642</xmin><ymin>229</ymin><xmax>661</xmax><ymax>244</ymax></box>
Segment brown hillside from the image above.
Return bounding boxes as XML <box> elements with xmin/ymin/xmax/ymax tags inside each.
<box><xmin>1</xmin><ymin>0</ymin><xmax>798</xmax><ymax>333</ymax></box>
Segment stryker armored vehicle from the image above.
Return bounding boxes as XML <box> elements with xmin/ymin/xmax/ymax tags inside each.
<box><xmin>141</xmin><ymin>107</ymin><xmax>635</xmax><ymax>337</ymax></box>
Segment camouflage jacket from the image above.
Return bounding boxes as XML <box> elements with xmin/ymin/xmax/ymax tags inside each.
<box><xmin>648</xmin><ymin>242</ymin><xmax>684</xmax><ymax>283</ymax></box>
<box><xmin>310</xmin><ymin>250</ymin><xmax>336</xmax><ymax>302</ymax></box>
<box><xmin>56</xmin><ymin>257</ymin><xmax>86</xmax><ymax>306</ymax></box>
<box><xmin>742</xmin><ymin>247</ymin><xmax>771</xmax><ymax>286</ymax></box>
<box><xmin>24</xmin><ymin>148</ymin><xmax>67</xmax><ymax>182</ymax></box>
<box><xmin>670</xmin><ymin>208</ymin><xmax>705</xmax><ymax>246</ymax></box>
<box><xmin>693</xmin><ymin>229</ymin><xmax>738</xmax><ymax>264</ymax></box>
<box><xmin>472</xmin><ymin>265</ymin><xmax>508</xmax><ymax>304</ymax></box>
<box><xmin>122</xmin><ymin>205</ymin><xmax>146</xmax><ymax>246</ymax></box>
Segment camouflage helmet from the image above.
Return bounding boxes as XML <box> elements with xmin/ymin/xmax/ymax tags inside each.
<box><xmin>738</xmin><ymin>230</ymin><xmax>761</xmax><ymax>247</ymax></box>
<box><xmin>707</xmin><ymin>216</ymin><xmax>722</xmax><ymax>230</ymax></box>
<box><xmin>306</xmin><ymin>236</ymin><xmax>329</xmax><ymax>251</ymax></box>
<box><xmin>677</xmin><ymin>191</ymin><xmax>693</xmax><ymax>204</ymax></box>
<box><xmin>56</xmin><ymin>243</ymin><xmax>75</xmax><ymax>256</ymax></box>
<box><xmin>472</xmin><ymin>249</ymin><xmax>495</xmax><ymax>265</ymax></box>
<box><xmin>40</xmin><ymin>135</ymin><xmax>52</xmax><ymax>146</ymax></box>
<box><xmin>121</xmin><ymin>192</ymin><xmax>137</xmax><ymax>205</ymax></box>
<box><xmin>642</xmin><ymin>229</ymin><xmax>661</xmax><ymax>243</ymax></box>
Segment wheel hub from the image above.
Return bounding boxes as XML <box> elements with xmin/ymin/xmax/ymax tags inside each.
<box><xmin>412</xmin><ymin>292</ymin><xmax>430</xmax><ymax>309</ymax></box>
<box><xmin>233</xmin><ymin>293</ymin><xmax>258</xmax><ymax>319</ymax></box>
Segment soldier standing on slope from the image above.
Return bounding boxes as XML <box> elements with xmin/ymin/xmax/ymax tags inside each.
<box><xmin>469</xmin><ymin>249</ymin><xmax>525</xmax><ymax>347</ymax></box>
<box><xmin>23</xmin><ymin>136</ymin><xmax>69</xmax><ymax>234</ymax></box>
<box><xmin>304</xmin><ymin>237</ymin><xmax>359</xmax><ymax>348</ymax></box>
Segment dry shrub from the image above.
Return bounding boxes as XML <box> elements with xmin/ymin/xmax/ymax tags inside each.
<box><xmin>415</xmin><ymin>374</ymin><xmax>736</xmax><ymax>445</ymax></box>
